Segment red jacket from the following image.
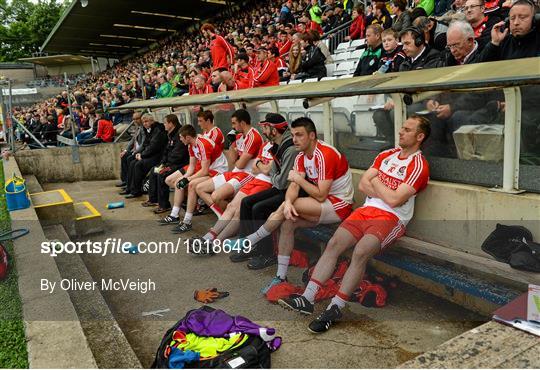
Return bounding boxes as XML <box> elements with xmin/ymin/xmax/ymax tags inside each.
<box><xmin>96</xmin><ymin>119</ymin><xmax>114</xmax><ymax>142</ymax></box>
<box><xmin>191</xmin><ymin>84</ymin><xmax>214</xmax><ymax>95</ymax></box>
<box><xmin>277</xmin><ymin>39</ymin><xmax>292</xmax><ymax>56</ymax></box>
<box><xmin>234</xmin><ymin>66</ymin><xmax>255</xmax><ymax>89</ymax></box>
<box><xmin>254</xmin><ymin>60</ymin><xmax>279</xmax><ymax>88</ymax></box>
<box><xmin>349</xmin><ymin>15</ymin><xmax>366</xmax><ymax>40</ymax></box>
<box><xmin>210</xmin><ymin>34</ymin><xmax>235</xmax><ymax>71</ymax></box>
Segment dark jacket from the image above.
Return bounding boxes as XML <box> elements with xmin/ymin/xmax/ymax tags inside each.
<box><xmin>160</xmin><ymin>126</ymin><xmax>189</xmax><ymax>170</ymax></box>
<box><xmin>298</xmin><ymin>44</ymin><xmax>327</xmax><ymax>79</ymax></box>
<box><xmin>379</xmin><ymin>45</ymin><xmax>407</xmax><ymax>72</ymax></box>
<box><xmin>474</xmin><ymin>14</ymin><xmax>502</xmax><ymax>50</ymax></box>
<box><xmin>399</xmin><ymin>46</ymin><xmax>442</xmax><ymax>71</ymax></box>
<box><xmin>270</xmin><ymin>129</ymin><xmax>298</xmax><ymax>190</ymax></box>
<box><xmin>354</xmin><ymin>43</ymin><xmax>383</xmax><ymax>76</ymax></box>
<box><xmin>392</xmin><ymin>11</ymin><xmax>412</xmax><ymax>32</ymax></box>
<box><xmin>440</xmin><ymin>42</ymin><xmax>481</xmax><ymax>66</ymax></box>
<box><xmin>429</xmin><ymin>20</ymin><xmax>448</xmax><ymax>52</ymax></box>
<box><xmin>477</xmin><ymin>26</ymin><xmax>540</xmax><ymax>62</ymax></box>
<box><xmin>140</xmin><ymin>122</ymin><xmax>167</xmax><ymax>160</ymax></box>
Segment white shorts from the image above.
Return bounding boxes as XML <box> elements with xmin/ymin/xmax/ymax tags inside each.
<box><xmin>318</xmin><ymin>199</ymin><xmax>342</xmax><ymax>225</ymax></box>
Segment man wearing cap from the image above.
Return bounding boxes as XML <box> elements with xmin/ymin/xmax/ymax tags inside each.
<box><xmin>253</xmin><ymin>46</ymin><xmax>280</xmax><ymax>87</ymax></box>
<box><xmin>187</xmin><ymin>113</ymin><xmax>293</xmax><ymax>254</ymax></box>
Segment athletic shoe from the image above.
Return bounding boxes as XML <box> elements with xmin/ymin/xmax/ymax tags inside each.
<box><xmin>247</xmin><ymin>255</ymin><xmax>277</xmax><ymax>270</ymax></box>
<box><xmin>172</xmin><ymin>222</ymin><xmax>192</xmax><ymax>234</ymax></box>
<box><xmin>278</xmin><ymin>294</ymin><xmax>314</xmax><ymax>315</ymax></box>
<box><xmin>307</xmin><ymin>305</ymin><xmax>343</xmax><ymax>334</ymax></box>
<box><xmin>115</xmin><ymin>181</ymin><xmax>126</xmax><ymax>187</ymax></box>
<box><xmin>261</xmin><ymin>276</ymin><xmax>286</xmax><ymax>295</ymax></box>
<box><xmin>187</xmin><ymin>237</ymin><xmax>215</xmax><ymax>256</ymax></box>
<box><xmin>193</xmin><ymin>203</ymin><xmax>209</xmax><ymax>216</ymax></box>
<box><xmin>158</xmin><ymin>215</ymin><xmax>179</xmax><ymax>225</ymax></box>
<box><xmin>228</xmin><ymin>238</ymin><xmax>255</xmax><ymax>262</ymax></box>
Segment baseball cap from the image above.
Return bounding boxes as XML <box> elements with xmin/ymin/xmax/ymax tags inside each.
<box><xmin>259</xmin><ymin>113</ymin><xmax>288</xmax><ymax>129</ymax></box>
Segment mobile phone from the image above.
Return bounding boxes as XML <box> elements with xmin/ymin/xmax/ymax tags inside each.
<box><xmin>499</xmin><ymin>18</ymin><xmax>510</xmax><ymax>33</ymax></box>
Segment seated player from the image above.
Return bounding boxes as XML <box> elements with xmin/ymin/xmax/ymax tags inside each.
<box><xmin>231</xmin><ymin>117</ymin><xmax>355</xmax><ymax>293</ymax></box>
<box><xmin>188</xmin><ymin>115</ymin><xmax>290</xmax><ymax>253</ymax></box>
<box><xmin>158</xmin><ymin>124</ymin><xmax>227</xmax><ymax>232</ymax></box>
<box><xmin>193</xmin><ymin>109</ymin><xmax>263</xmax><ymax>220</ymax></box>
<box><xmin>278</xmin><ymin>115</ymin><xmax>430</xmax><ymax>334</ymax></box>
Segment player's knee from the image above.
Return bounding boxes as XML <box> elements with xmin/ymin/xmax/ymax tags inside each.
<box><xmin>351</xmin><ymin>244</ymin><xmax>372</xmax><ymax>262</ymax></box>
<box><xmin>210</xmin><ymin>191</ymin><xmax>220</xmax><ymax>204</ymax></box>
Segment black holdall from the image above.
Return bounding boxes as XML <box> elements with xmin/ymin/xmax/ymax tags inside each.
<box><xmin>509</xmin><ymin>240</ymin><xmax>540</xmax><ymax>273</ymax></box>
<box><xmin>481</xmin><ymin>223</ymin><xmax>533</xmax><ymax>263</ymax></box>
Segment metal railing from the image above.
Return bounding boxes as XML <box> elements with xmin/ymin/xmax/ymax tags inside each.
<box><xmin>322</xmin><ymin>19</ymin><xmax>353</xmax><ymax>54</ymax></box>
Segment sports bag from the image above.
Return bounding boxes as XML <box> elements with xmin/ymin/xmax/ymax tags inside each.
<box><xmin>509</xmin><ymin>240</ymin><xmax>540</xmax><ymax>273</ymax></box>
<box><xmin>481</xmin><ymin>223</ymin><xmax>533</xmax><ymax>263</ymax></box>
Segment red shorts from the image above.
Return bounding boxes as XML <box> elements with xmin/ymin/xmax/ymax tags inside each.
<box><xmin>340</xmin><ymin>206</ymin><xmax>405</xmax><ymax>250</ymax></box>
<box><xmin>327</xmin><ymin>195</ymin><xmax>353</xmax><ymax>221</ymax></box>
<box><xmin>239</xmin><ymin>178</ymin><xmax>272</xmax><ymax>196</ymax></box>
<box><xmin>182</xmin><ymin>164</ymin><xmax>218</xmax><ymax>177</ymax></box>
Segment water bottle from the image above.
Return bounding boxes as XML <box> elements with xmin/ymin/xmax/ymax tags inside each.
<box><xmin>376</xmin><ymin>60</ymin><xmax>392</xmax><ymax>74</ymax></box>
<box><xmin>106</xmin><ymin>201</ymin><xmax>125</xmax><ymax>209</ymax></box>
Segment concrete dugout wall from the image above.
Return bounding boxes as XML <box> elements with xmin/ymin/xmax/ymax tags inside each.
<box><xmin>15</xmin><ymin>143</ymin><xmax>122</xmax><ymax>183</ymax></box>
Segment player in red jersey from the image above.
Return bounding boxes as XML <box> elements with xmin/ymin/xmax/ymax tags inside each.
<box><xmin>231</xmin><ymin>117</ymin><xmax>355</xmax><ymax>291</ymax></box>
<box><xmin>279</xmin><ymin>115</ymin><xmax>431</xmax><ymax>334</ymax></box>
<box><xmin>193</xmin><ymin>109</ymin><xmax>263</xmax><ymax>223</ymax></box>
<box><xmin>200</xmin><ymin>23</ymin><xmax>235</xmax><ymax>72</ymax></box>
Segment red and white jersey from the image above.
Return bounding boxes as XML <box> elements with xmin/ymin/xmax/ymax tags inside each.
<box><xmin>293</xmin><ymin>140</ymin><xmax>354</xmax><ymax>204</ymax></box>
<box><xmin>232</xmin><ymin>127</ymin><xmax>263</xmax><ymax>174</ymax></box>
<box><xmin>255</xmin><ymin>141</ymin><xmax>275</xmax><ymax>183</ymax></box>
<box><xmin>364</xmin><ymin>148</ymin><xmax>430</xmax><ymax>224</ymax></box>
<box><xmin>204</xmin><ymin>126</ymin><xmax>225</xmax><ymax>157</ymax></box>
<box><xmin>189</xmin><ymin>135</ymin><xmax>228</xmax><ymax>173</ymax></box>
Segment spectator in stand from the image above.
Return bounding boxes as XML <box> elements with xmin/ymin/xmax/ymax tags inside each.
<box><xmin>367</xmin><ymin>1</ymin><xmax>393</xmax><ymax>29</ymax></box>
<box><xmin>282</xmin><ymin>43</ymin><xmax>302</xmax><ymax>81</ymax></box>
<box><xmin>218</xmin><ymin>70</ymin><xmax>239</xmax><ymax>91</ymax></box>
<box><xmin>391</xmin><ymin>0</ymin><xmax>412</xmax><ymax>32</ymax></box>
<box><xmin>191</xmin><ymin>75</ymin><xmax>214</xmax><ymax>95</ymax></box>
<box><xmin>118</xmin><ymin>112</ymin><xmax>144</xmax><ymax>188</ymax></box>
<box><xmin>413</xmin><ymin>16</ymin><xmax>449</xmax><ymax>51</ymax></box>
<box><xmin>415</xmin><ymin>0</ymin><xmax>435</xmax><ymax>15</ymax></box>
<box><xmin>478</xmin><ymin>0</ymin><xmax>539</xmax><ymax>61</ymax></box>
<box><xmin>322</xmin><ymin>8</ymin><xmax>339</xmax><ymax>33</ymax></box>
<box><xmin>121</xmin><ymin>114</ymin><xmax>168</xmax><ymax>198</ymax></box>
<box><xmin>143</xmin><ymin>114</ymin><xmax>189</xmax><ymax>213</ymax></box>
<box><xmin>463</xmin><ymin>0</ymin><xmax>501</xmax><ymax>46</ymax></box>
<box><xmin>346</xmin><ymin>5</ymin><xmax>367</xmax><ymax>40</ymax></box>
<box><xmin>233</xmin><ymin>53</ymin><xmax>256</xmax><ymax>89</ymax></box>
<box><xmin>280</xmin><ymin>0</ymin><xmax>296</xmax><ymax>24</ymax></box>
<box><xmin>156</xmin><ymin>74</ymin><xmax>174</xmax><ymax>98</ymax></box>
<box><xmin>294</xmin><ymin>31</ymin><xmax>327</xmax><ymax>80</ymax></box>
<box><xmin>79</xmin><ymin>109</ymin><xmax>115</xmax><ymax>145</ymax></box>
<box><xmin>210</xmin><ymin>70</ymin><xmax>223</xmax><ymax>92</ymax></box>
<box><xmin>334</xmin><ymin>4</ymin><xmax>352</xmax><ymax>26</ymax></box>
<box><xmin>308</xmin><ymin>0</ymin><xmax>324</xmax><ymax>28</ymax></box>
<box><xmin>312</xmin><ymin>30</ymin><xmax>334</xmax><ymax>64</ymax></box>
<box><xmin>399</xmin><ymin>27</ymin><xmax>442</xmax><ymax>70</ymax></box>
<box><xmin>378</xmin><ymin>28</ymin><xmax>407</xmax><ymax>72</ymax></box>
<box><xmin>277</xmin><ymin>30</ymin><xmax>293</xmax><ymax>56</ymax></box>
<box><xmin>268</xmin><ymin>46</ymin><xmax>288</xmax><ymax>77</ymax></box>
<box><xmin>201</xmin><ymin>23</ymin><xmax>235</xmax><ymax>72</ymax></box>
<box><xmin>441</xmin><ymin>20</ymin><xmax>481</xmax><ymax>65</ymax></box>
<box><xmin>253</xmin><ymin>46</ymin><xmax>280</xmax><ymax>87</ymax></box>
<box><xmin>353</xmin><ymin>24</ymin><xmax>384</xmax><ymax>76</ymax></box>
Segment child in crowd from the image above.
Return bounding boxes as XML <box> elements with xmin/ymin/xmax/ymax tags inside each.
<box><xmin>377</xmin><ymin>28</ymin><xmax>407</xmax><ymax>73</ymax></box>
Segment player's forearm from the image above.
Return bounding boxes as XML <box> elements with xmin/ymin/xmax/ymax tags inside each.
<box><xmin>359</xmin><ymin>178</ymin><xmax>378</xmax><ymax>198</ymax></box>
<box><xmin>371</xmin><ymin>178</ymin><xmax>400</xmax><ymax>207</ymax></box>
<box><xmin>285</xmin><ymin>182</ymin><xmax>300</xmax><ymax>204</ymax></box>
<box><xmin>296</xmin><ymin>178</ymin><xmax>327</xmax><ymax>202</ymax></box>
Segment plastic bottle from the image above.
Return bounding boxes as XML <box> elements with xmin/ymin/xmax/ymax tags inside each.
<box><xmin>375</xmin><ymin>60</ymin><xmax>392</xmax><ymax>74</ymax></box>
<box><xmin>106</xmin><ymin>201</ymin><xmax>125</xmax><ymax>209</ymax></box>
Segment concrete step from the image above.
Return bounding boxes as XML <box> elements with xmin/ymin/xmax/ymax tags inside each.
<box><xmin>30</xmin><ymin>189</ymin><xmax>76</xmax><ymax>234</ymax></box>
<box><xmin>74</xmin><ymin>201</ymin><xmax>104</xmax><ymax>236</ymax></box>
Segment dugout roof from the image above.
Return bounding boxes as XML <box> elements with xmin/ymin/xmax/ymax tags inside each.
<box><xmin>41</xmin><ymin>0</ymin><xmax>237</xmax><ymax>58</ymax></box>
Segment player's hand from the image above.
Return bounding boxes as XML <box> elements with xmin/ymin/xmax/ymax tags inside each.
<box><xmin>120</xmin><ymin>150</ymin><xmax>127</xmax><ymax>158</ymax></box>
<box><xmin>135</xmin><ymin>153</ymin><xmax>141</xmax><ymax>161</ymax></box>
<box><xmin>283</xmin><ymin>201</ymin><xmax>299</xmax><ymax>221</ymax></box>
<box><xmin>288</xmin><ymin>170</ymin><xmax>303</xmax><ymax>184</ymax></box>
<box><xmin>384</xmin><ymin>100</ymin><xmax>394</xmax><ymax>111</ymax></box>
